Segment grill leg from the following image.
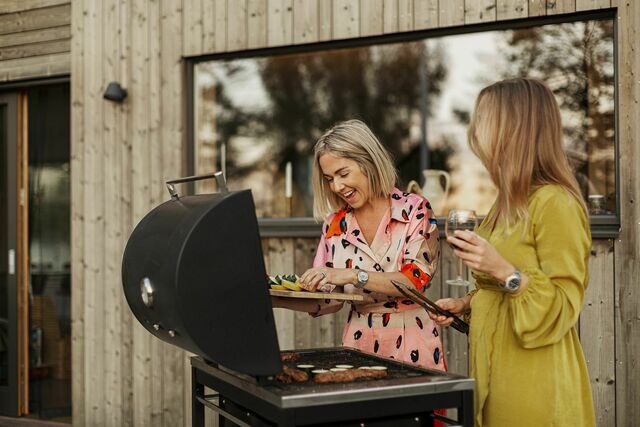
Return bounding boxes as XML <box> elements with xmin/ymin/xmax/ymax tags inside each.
<box><xmin>192</xmin><ymin>367</ymin><xmax>205</xmax><ymax>427</ymax></box>
<box><xmin>459</xmin><ymin>390</ymin><xmax>474</xmax><ymax>427</ymax></box>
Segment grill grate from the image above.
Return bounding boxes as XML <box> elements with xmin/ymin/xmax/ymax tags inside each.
<box><xmin>270</xmin><ymin>347</ymin><xmax>445</xmax><ymax>391</ymax></box>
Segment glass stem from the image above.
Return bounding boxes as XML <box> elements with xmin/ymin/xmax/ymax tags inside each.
<box><xmin>457</xmin><ymin>257</ymin><xmax>464</xmax><ymax>281</ymax></box>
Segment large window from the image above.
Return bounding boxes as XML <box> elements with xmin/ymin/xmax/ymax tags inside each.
<box><xmin>193</xmin><ymin>18</ymin><xmax>615</xmax><ymax>220</ymax></box>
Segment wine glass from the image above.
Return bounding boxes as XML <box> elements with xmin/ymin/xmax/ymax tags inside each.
<box><xmin>445</xmin><ymin>209</ymin><xmax>478</xmax><ymax>287</ymax></box>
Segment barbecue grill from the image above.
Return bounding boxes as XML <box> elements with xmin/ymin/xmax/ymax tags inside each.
<box><xmin>122</xmin><ymin>173</ymin><xmax>474</xmax><ymax>427</ymax></box>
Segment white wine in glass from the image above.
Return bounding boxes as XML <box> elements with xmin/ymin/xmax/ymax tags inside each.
<box><xmin>445</xmin><ymin>209</ymin><xmax>478</xmax><ymax>287</ymax></box>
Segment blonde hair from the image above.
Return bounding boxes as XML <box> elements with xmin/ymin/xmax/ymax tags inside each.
<box><xmin>312</xmin><ymin>119</ymin><xmax>397</xmax><ymax>221</ymax></box>
<box><xmin>468</xmin><ymin>78</ymin><xmax>587</xmax><ymax>230</ymax></box>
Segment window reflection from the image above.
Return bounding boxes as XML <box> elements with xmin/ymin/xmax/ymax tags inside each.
<box><xmin>194</xmin><ymin>19</ymin><xmax>615</xmax><ymax>218</ymax></box>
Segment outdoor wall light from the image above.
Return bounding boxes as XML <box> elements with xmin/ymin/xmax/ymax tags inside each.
<box><xmin>103</xmin><ymin>81</ymin><xmax>128</xmax><ymax>102</ymax></box>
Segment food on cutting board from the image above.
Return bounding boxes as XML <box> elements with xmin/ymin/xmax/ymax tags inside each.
<box><xmin>267</xmin><ymin>274</ymin><xmax>304</xmax><ymax>291</ymax></box>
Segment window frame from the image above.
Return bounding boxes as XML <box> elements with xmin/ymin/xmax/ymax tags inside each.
<box><xmin>186</xmin><ymin>8</ymin><xmax>620</xmax><ymax>239</ymax></box>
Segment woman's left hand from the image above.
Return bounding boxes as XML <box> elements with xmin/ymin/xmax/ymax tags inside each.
<box><xmin>447</xmin><ymin>230</ymin><xmax>515</xmax><ymax>283</ymax></box>
<box><xmin>299</xmin><ymin>267</ymin><xmax>356</xmax><ymax>292</ymax></box>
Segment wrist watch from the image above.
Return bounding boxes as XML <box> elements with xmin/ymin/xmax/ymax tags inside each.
<box><xmin>355</xmin><ymin>270</ymin><xmax>369</xmax><ymax>289</ymax></box>
<box><xmin>500</xmin><ymin>270</ymin><xmax>522</xmax><ymax>293</ymax></box>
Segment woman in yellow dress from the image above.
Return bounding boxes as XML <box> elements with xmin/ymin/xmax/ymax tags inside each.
<box><xmin>431</xmin><ymin>78</ymin><xmax>596</xmax><ymax>426</ymax></box>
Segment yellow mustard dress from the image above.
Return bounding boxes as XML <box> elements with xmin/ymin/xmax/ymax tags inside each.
<box><xmin>469</xmin><ymin>185</ymin><xmax>596</xmax><ymax>427</ymax></box>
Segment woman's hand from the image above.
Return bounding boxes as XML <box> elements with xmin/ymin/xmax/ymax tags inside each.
<box><xmin>447</xmin><ymin>230</ymin><xmax>515</xmax><ymax>283</ymax></box>
<box><xmin>299</xmin><ymin>267</ymin><xmax>356</xmax><ymax>292</ymax></box>
<box><xmin>428</xmin><ymin>297</ymin><xmax>470</xmax><ymax>327</ymax></box>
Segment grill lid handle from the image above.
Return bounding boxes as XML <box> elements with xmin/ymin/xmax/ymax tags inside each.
<box><xmin>166</xmin><ymin>171</ymin><xmax>228</xmax><ymax>200</ymax></box>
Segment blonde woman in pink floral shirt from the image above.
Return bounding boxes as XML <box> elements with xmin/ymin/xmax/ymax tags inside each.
<box><xmin>274</xmin><ymin>120</ymin><xmax>445</xmax><ymax>371</ymax></box>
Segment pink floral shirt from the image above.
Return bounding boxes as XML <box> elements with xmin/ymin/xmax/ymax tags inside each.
<box><xmin>313</xmin><ymin>187</ymin><xmax>440</xmax><ymax>314</ymax></box>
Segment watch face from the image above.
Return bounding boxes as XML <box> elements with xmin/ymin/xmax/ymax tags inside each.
<box><xmin>506</xmin><ymin>276</ymin><xmax>520</xmax><ymax>291</ymax></box>
<box><xmin>357</xmin><ymin>270</ymin><xmax>368</xmax><ymax>283</ymax></box>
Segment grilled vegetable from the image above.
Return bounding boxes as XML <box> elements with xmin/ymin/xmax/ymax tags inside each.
<box><xmin>281</xmin><ymin>279</ymin><xmax>302</xmax><ymax>291</ymax></box>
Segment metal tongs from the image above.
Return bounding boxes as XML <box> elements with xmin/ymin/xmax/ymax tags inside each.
<box><xmin>391</xmin><ymin>280</ymin><xmax>469</xmax><ymax>335</ymax></box>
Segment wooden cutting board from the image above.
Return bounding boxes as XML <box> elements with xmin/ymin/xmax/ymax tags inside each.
<box><xmin>269</xmin><ymin>289</ymin><xmax>364</xmax><ymax>301</ymax></box>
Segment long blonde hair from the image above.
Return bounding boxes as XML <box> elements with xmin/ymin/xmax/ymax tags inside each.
<box><xmin>312</xmin><ymin>119</ymin><xmax>397</xmax><ymax>221</ymax></box>
<box><xmin>468</xmin><ymin>78</ymin><xmax>587</xmax><ymax>229</ymax></box>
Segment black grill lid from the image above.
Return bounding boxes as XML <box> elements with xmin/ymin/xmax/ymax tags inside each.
<box><xmin>122</xmin><ymin>173</ymin><xmax>282</xmax><ymax>376</ymax></box>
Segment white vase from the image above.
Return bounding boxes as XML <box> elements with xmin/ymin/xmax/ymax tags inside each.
<box><xmin>421</xmin><ymin>169</ymin><xmax>450</xmax><ymax>215</ymax></box>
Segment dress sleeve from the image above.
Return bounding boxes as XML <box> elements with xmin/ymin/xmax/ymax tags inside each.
<box><xmin>311</xmin><ymin>219</ymin><xmax>344</xmax><ymax>316</ymax></box>
<box><xmin>400</xmin><ymin>201</ymin><xmax>440</xmax><ymax>291</ymax></box>
<box><xmin>509</xmin><ymin>192</ymin><xmax>591</xmax><ymax>349</ymax></box>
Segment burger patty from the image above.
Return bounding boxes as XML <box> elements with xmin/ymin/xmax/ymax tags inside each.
<box><xmin>275</xmin><ymin>365</ymin><xmax>309</xmax><ymax>384</ymax></box>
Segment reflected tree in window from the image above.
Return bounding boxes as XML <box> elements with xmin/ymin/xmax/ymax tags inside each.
<box><xmin>198</xmin><ymin>41</ymin><xmax>450</xmax><ymax>217</ymax></box>
<box><xmin>503</xmin><ymin>20</ymin><xmax>615</xmax><ymax>211</ymax></box>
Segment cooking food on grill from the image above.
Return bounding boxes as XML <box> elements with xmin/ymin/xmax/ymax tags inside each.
<box><xmin>313</xmin><ymin>367</ymin><xmax>387</xmax><ymax>384</ymax></box>
<box><xmin>275</xmin><ymin>365</ymin><xmax>309</xmax><ymax>384</ymax></box>
<box><xmin>280</xmin><ymin>351</ymin><xmax>301</xmax><ymax>362</ymax></box>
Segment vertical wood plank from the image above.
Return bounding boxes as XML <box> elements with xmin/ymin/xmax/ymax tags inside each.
<box><xmin>546</xmin><ymin>0</ymin><xmax>576</xmax><ymax>14</ymax></box>
<box><xmin>70</xmin><ymin>0</ymin><xmax>86</xmax><ymax>423</ymax></box>
<box><xmin>528</xmin><ymin>0</ymin><xmax>546</xmax><ymax>16</ymax></box>
<box><xmin>160</xmin><ymin>2</ymin><xmax>186</xmax><ymax>426</ymax></box>
<box><xmin>414</xmin><ymin>0</ymin><xmax>438</xmax><ymax>30</ymax></box>
<box><xmin>293</xmin><ymin>0</ymin><xmax>318</xmax><ymax>44</ymax></box>
<box><xmin>227</xmin><ymin>0</ymin><xmax>247</xmax><ymax>51</ymax></box>
<box><xmin>332</xmin><ymin>0</ymin><xmax>359</xmax><ymax>39</ymax></box>
<box><xmin>248</xmin><ymin>0</ymin><xmax>267</xmax><ymax>48</ymax></box>
<box><xmin>267</xmin><ymin>0</ymin><xmax>293</xmax><ymax>46</ymax></box>
<box><xmin>580</xmin><ymin>240</ymin><xmax>615</xmax><ymax>427</ymax></box>
<box><xmin>182</xmin><ymin>0</ymin><xmax>202</xmax><ymax>56</ymax></box>
<box><xmin>293</xmin><ymin>238</ymin><xmax>317</xmax><ymax>349</ymax></box>
<box><xmin>576</xmin><ymin>0</ymin><xmax>610</xmax><ymax>10</ymax></box>
<box><xmin>268</xmin><ymin>239</ymin><xmax>296</xmax><ymax>350</ymax></box>
<box><xmin>439</xmin><ymin>0</ymin><xmax>464</xmax><ymax>27</ymax></box>
<box><xmin>383</xmin><ymin>0</ymin><xmax>399</xmax><ymax>33</ymax></box>
<box><xmin>398</xmin><ymin>0</ymin><xmax>414</xmax><ymax>31</ymax></box>
<box><xmin>615</xmin><ymin>2</ymin><xmax>640</xmax><ymax>426</ymax></box>
<box><xmin>148</xmin><ymin>1</ymin><xmax>169</xmax><ymax>426</ymax></box>
<box><xmin>465</xmin><ymin>0</ymin><xmax>497</xmax><ymax>24</ymax></box>
<box><xmin>439</xmin><ymin>245</ymin><xmax>469</xmax><ymax>376</ymax></box>
<box><xmin>117</xmin><ymin>0</ymin><xmax>134</xmax><ymax>424</ymax></box>
<box><xmin>214</xmin><ymin>0</ymin><xmax>227</xmax><ymax>52</ymax></box>
<box><xmin>82</xmin><ymin>0</ymin><xmax>106</xmax><ymax>423</ymax></box>
<box><xmin>130</xmin><ymin>0</ymin><xmax>153</xmax><ymax>424</ymax></box>
<box><xmin>102</xmin><ymin>0</ymin><xmax>123</xmax><ymax>424</ymax></box>
<box><xmin>497</xmin><ymin>0</ymin><xmax>527</xmax><ymax>19</ymax></box>
<box><xmin>360</xmin><ymin>0</ymin><xmax>384</xmax><ymax>37</ymax></box>
<box><xmin>318</xmin><ymin>0</ymin><xmax>333</xmax><ymax>40</ymax></box>
<box><xmin>202</xmin><ymin>0</ymin><xmax>216</xmax><ymax>53</ymax></box>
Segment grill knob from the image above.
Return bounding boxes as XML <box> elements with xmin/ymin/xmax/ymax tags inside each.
<box><xmin>168</xmin><ymin>330</ymin><xmax>177</xmax><ymax>338</ymax></box>
<box><xmin>140</xmin><ymin>277</ymin><xmax>155</xmax><ymax>308</ymax></box>
<box><xmin>153</xmin><ymin>323</ymin><xmax>161</xmax><ymax>331</ymax></box>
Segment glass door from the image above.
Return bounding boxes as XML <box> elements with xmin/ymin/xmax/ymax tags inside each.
<box><xmin>0</xmin><ymin>92</ymin><xmax>29</xmax><ymax>416</ymax></box>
